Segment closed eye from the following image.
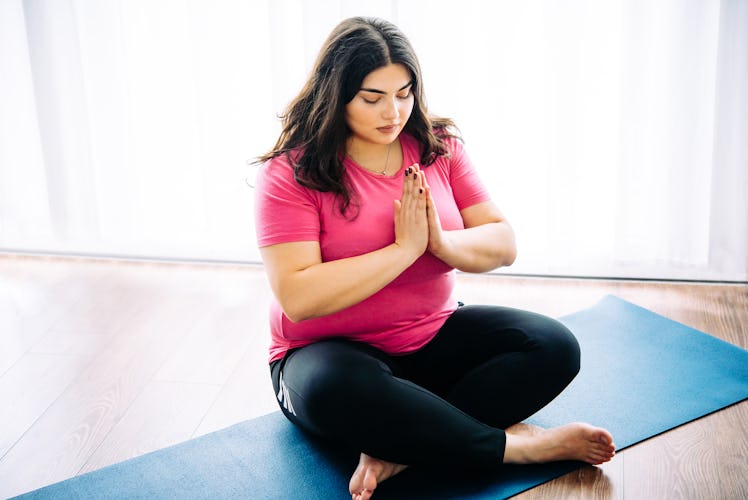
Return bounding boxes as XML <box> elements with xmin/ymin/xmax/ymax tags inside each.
<box><xmin>359</xmin><ymin>80</ymin><xmax>413</xmax><ymax>104</ymax></box>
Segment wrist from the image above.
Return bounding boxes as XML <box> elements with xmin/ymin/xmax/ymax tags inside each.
<box><xmin>391</xmin><ymin>241</ymin><xmax>424</xmax><ymax>266</ymax></box>
<box><xmin>429</xmin><ymin>231</ymin><xmax>455</xmax><ymax>262</ymax></box>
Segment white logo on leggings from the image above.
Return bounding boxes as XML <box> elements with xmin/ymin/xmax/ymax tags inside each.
<box><xmin>277</xmin><ymin>372</ymin><xmax>296</xmax><ymax>416</ymax></box>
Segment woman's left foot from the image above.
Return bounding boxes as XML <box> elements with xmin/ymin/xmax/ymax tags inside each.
<box><xmin>504</xmin><ymin>422</ymin><xmax>616</xmax><ymax>465</ymax></box>
<box><xmin>505</xmin><ymin>422</ymin><xmax>544</xmax><ymax>437</ymax></box>
<box><xmin>349</xmin><ymin>453</ymin><xmax>408</xmax><ymax>500</ymax></box>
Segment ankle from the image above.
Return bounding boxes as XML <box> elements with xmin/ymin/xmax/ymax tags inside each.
<box><xmin>503</xmin><ymin>433</ymin><xmax>534</xmax><ymax>464</ymax></box>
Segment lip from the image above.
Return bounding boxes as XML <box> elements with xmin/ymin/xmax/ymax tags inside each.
<box><xmin>377</xmin><ymin>124</ymin><xmax>399</xmax><ymax>133</ymax></box>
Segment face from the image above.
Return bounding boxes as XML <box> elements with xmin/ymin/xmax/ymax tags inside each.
<box><xmin>345</xmin><ymin>63</ymin><xmax>414</xmax><ymax>150</ymax></box>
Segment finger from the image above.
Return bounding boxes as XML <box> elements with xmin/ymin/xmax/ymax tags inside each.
<box><xmin>406</xmin><ymin>170</ymin><xmax>418</xmax><ymax>197</ymax></box>
<box><xmin>413</xmin><ymin>164</ymin><xmax>428</xmax><ymax>193</ymax></box>
<box><xmin>407</xmin><ymin>164</ymin><xmax>421</xmax><ymax>181</ymax></box>
<box><xmin>425</xmin><ymin>190</ymin><xmax>437</xmax><ymax>222</ymax></box>
<box><xmin>401</xmin><ymin>172</ymin><xmax>413</xmax><ymax>208</ymax></box>
<box><xmin>417</xmin><ymin>175</ymin><xmax>426</xmax><ymax>199</ymax></box>
<box><xmin>408</xmin><ymin>165</ymin><xmax>419</xmax><ymax>188</ymax></box>
<box><xmin>417</xmin><ymin>181</ymin><xmax>428</xmax><ymax>210</ymax></box>
<box><xmin>403</xmin><ymin>167</ymin><xmax>417</xmax><ymax>197</ymax></box>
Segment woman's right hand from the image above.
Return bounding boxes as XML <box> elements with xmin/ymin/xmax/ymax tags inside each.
<box><xmin>393</xmin><ymin>164</ymin><xmax>428</xmax><ymax>258</ymax></box>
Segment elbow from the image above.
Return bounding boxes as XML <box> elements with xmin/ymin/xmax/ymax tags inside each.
<box><xmin>502</xmin><ymin>244</ymin><xmax>517</xmax><ymax>267</ymax></box>
<box><xmin>270</xmin><ymin>273</ymin><xmax>327</xmax><ymax>323</ymax></box>
<box><xmin>278</xmin><ymin>296</ymin><xmax>326</xmax><ymax>323</ymax></box>
<box><xmin>283</xmin><ymin>309</ymin><xmax>305</xmax><ymax>324</ymax></box>
<box><xmin>485</xmin><ymin>248</ymin><xmax>516</xmax><ymax>272</ymax></box>
<box><xmin>478</xmin><ymin>241</ymin><xmax>516</xmax><ymax>272</ymax></box>
<box><xmin>280</xmin><ymin>301</ymin><xmax>313</xmax><ymax>323</ymax></box>
<box><xmin>269</xmin><ymin>277</ymin><xmax>315</xmax><ymax>323</ymax></box>
<box><xmin>499</xmin><ymin>224</ymin><xmax>517</xmax><ymax>267</ymax></box>
<box><xmin>454</xmin><ymin>242</ymin><xmax>517</xmax><ymax>274</ymax></box>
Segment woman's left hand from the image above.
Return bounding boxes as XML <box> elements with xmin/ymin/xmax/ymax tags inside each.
<box><xmin>409</xmin><ymin>163</ymin><xmax>451</xmax><ymax>258</ymax></box>
<box><xmin>409</xmin><ymin>164</ymin><xmax>517</xmax><ymax>273</ymax></box>
<box><xmin>425</xmin><ymin>186</ymin><xmax>450</xmax><ymax>257</ymax></box>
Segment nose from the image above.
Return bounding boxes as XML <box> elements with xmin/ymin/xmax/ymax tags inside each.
<box><xmin>382</xmin><ymin>96</ymin><xmax>399</xmax><ymax>120</ymax></box>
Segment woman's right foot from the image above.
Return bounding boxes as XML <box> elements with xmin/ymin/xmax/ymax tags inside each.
<box><xmin>349</xmin><ymin>452</ymin><xmax>408</xmax><ymax>500</ymax></box>
<box><xmin>504</xmin><ymin>422</ymin><xmax>615</xmax><ymax>465</ymax></box>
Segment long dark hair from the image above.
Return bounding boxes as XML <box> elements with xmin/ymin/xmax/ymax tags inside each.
<box><xmin>256</xmin><ymin>16</ymin><xmax>457</xmax><ymax>215</ymax></box>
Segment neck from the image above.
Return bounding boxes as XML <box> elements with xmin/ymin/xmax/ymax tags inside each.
<box><xmin>346</xmin><ymin>139</ymin><xmax>396</xmax><ymax>175</ymax></box>
<box><xmin>346</xmin><ymin>139</ymin><xmax>391</xmax><ymax>160</ymax></box>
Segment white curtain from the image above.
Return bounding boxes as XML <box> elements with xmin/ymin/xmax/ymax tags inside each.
<box><xmin>1</xmin><ymin>0</ymin><xmax>746</xmax><ymax>281</ymax></box>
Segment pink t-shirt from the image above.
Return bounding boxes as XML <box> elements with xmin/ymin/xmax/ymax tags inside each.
<box><xmin>255</xmin><ymin>133</ymin><xmax>491</xmax><ymax>362</ymax></box>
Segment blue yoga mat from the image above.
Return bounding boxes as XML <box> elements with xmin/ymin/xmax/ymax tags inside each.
<box><xmin>14</xmin><ymin>296</ymin><xmax>748</xmax><ymax>499</ymax></box>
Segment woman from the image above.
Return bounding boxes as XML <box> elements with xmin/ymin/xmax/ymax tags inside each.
<box><xmin>254</xmin><ymin>16</ymin><xmax>615</xmax><ymax>500</ymax></box>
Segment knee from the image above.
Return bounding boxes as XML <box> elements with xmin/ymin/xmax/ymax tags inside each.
<box><xmin>284</xmin><ymin>341</ymin><xmax>390</xmax><ymax>413</ymax></box>
<box><xmin>304</xmin><ymin>359</ymin><xmax>368</xmax><ymax>405</ymax></box>
<box><xmin>538</xmin><ymin>318</ymin><xmax>580</xmax><ymax>381</ymax></box>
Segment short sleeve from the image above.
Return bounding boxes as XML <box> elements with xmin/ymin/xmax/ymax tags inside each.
<box><xmin>445</xmin><ymin>137</ymin><xmax>492</xmax><ymax>211</ymax></box>
<box><xmin>254</xmin><ymin>155</ymin><xmax>321</xmax><ymax>247</ymax></box>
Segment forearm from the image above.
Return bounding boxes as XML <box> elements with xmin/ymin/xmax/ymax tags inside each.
<box><xmin>266</xmin><ymin>243</ymin><xmax>420</xmax><ymax>322</ymax></box>
<box><xmin>264</xmin><ymin>168</ymin><xmax>429</xmax><ymax>322</ymax></box>
<box><xmin>431</xmin><ymin>221</ymin><xmax>517</xmax><ymax>273</ymax></box>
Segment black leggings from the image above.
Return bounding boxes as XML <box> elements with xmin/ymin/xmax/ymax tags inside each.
<box><xmin>269</xmin><ymin>305</ymin><xmax>580</xmax><ymax>469</ymax></box>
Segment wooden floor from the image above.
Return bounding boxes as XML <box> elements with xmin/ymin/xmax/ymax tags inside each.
<box><xmin>0</xmin><ymin>254</ymin><xmax>746</xmax><ymax>499</ymax></box>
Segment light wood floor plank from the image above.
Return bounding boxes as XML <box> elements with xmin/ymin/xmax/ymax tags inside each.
<box><xmin>714</xmin><ymin>402</ymin><xmax>748</xmax><ymax>499</ymax></box>
<box><xmin>80</xmin><ymin>380</ymin><xmax>222</xmax><ymax>474</ymax></box>
<box><xmin>621</xmin><ymin>420</ymin><xmax>722</xmax><ymax>499</ymax></box>
<box><xmin>0</xmin><ymin>258</ymin><xmax>105</xmax><ymax>376</ymax></box>
<box><xmin>0</xmin><ymin>353</ymin><xmax>91</xmax><ymax>458</ymax></box>
<box><xmin>154</xmin><ymin>300</ymin><xmax>259</xmax><ymax>385</ymax></box>
<box><xmin>0</xmin><ymin>264</ymin><xmax>211</xmax><ymax>496</ymax></box>
<box><xmin>192</xmin><ymin>343</ymin><xmax>278</xmax><ymax>438</ymax></box>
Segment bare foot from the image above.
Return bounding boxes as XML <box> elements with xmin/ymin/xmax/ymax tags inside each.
<box><xmin>504</xmin><ymin>422</ymin><xmax>615</xmax><ymax>465</ymax></box>
<box><xmin>349</xmin><ymin>453</ymin><xmax>408</xmax><ymax>500</ymax></box>
<box><xmin>505</xmin><ymin>422</ymin><xmax>544</xmax><ymax>437</ymax></box>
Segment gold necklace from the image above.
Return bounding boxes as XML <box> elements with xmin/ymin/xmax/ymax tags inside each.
<box><xmin>379</xmin><ymin>142</ymin><xmax>393</xmax><ymax>175</ymax></box>
<box><xmin>347</xmin><ymin>141</ymin><xmax>393</xmax><ymax>175</ymax></box>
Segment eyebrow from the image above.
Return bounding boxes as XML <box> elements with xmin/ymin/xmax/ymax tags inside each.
<box><xmin>359</xmin><ymin>81</ymin><xmax>413</xmax><ymax>95</ymax></box>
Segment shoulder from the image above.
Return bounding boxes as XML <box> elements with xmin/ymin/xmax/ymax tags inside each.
<box><xmin>434</xmin><ymin>127</ymin><xmax>465</xmax><ymax>157</ymax></box>
<box><xmin>429</xmin><ymin>132</ymin><xmax>467</xmax><ymax>168</ymax></box>
<box><xmin>257</xmin><ymin>151</ymin><xmax>299</xmax><ymax>186</ymax></box>
<box><xmin>256</xmin><ymin>151</ymin><xmax>319</xmax><ymax>201</ymax></box>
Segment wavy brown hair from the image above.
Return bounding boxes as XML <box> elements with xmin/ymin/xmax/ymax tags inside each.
<box><xmin>255</xmin><ymin>16</ymin><xmax>458</xmax><ymax>215</ymax></box>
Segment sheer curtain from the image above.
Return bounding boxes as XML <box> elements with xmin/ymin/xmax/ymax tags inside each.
<box><xmin>1</xmin><ymin>0</ymin><xmax>746</xmax><ymax>281</ymax></box>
